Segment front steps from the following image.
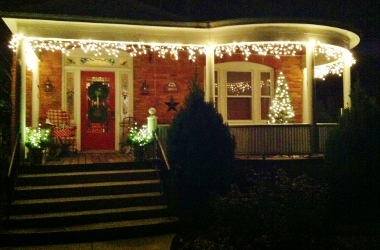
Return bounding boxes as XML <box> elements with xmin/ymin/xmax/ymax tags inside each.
<box><xmin>0</xmin><ymin>162</ymin><xmax>178</xmax><ymax>246</ymax></box>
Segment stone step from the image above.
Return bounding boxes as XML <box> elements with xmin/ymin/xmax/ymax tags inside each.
<box><xmin>16</xmin><ymin>169</ymin><xmax>158</xmax><ymax>186</ymax></box>
<box><xmin>11</xmin><ymin>192</ymin><xmax>166</xmax><ymax>215</ymax></box>
<box><xmin>13</xmin><ymin>180</ymin><xmax>162</xmax><ymax>199</ymax></box>
<box><xmin>1</xmin><ymin>217</ymin><xmax>178</xmax><ymax>246</ymax></box>
<box><xmin>8</xmin><ymin>205</ymin><xmax>171</xmax><ymax>229</ymax></box>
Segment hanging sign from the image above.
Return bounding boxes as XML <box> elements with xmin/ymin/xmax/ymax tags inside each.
<box><xmin>164</xmin><ymin>82</ymin><xmax>178</xmax><ymax>93</ymax></box>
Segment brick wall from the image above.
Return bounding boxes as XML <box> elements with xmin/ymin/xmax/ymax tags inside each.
<box><xmin>34</xmin><ymin>51</ymin><xmax>302</xmax><ymax>126</ymax></box>
<box><xmin>133</xmin><ymin>51</ymin><xmax>206</xmax><ymax>125</ymax></box>
<box><xmin>38</xmin><ymin>51</ymin><xmax>62</xmax><ymax>123</ymax></box>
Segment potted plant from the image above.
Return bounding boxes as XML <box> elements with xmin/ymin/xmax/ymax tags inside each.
<box><xmin>25</xmin><ymin>126</ymin><xmax>53</xmax><ymax>165</ymax></box>
<box><xmin>126</xmin><ymin>124</ymin><xmax>154</xmax><ymax>161</ymax></box>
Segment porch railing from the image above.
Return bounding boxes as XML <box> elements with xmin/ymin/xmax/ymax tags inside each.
<box><xmin>156</xmin><ymin>123</ymin><xmax>337</xmax><ymax>158</ymax></box>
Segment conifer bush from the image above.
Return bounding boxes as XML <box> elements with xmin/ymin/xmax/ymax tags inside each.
<box><xmin>166</xmin><ymin>79</ymin><xmax>235</xmax><ymax>224</ymax></box>
<box><xmin>325</xmin><ymin>79</ymin><xmax>380</xmax><ymax>223</ymax></box>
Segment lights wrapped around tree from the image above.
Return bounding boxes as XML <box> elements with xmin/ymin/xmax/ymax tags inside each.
<box><xmin>126</xmin><ymin>124</ymin><xmax>154</xmax><ymax>147</ymax></box>
<box><xmin>25</xmin><ymin>126</ymin><xmax>53</xmax><ymax>149</ymax></box>
<box><xmin>268</xmin><ymin>72</ymin><xmax>295</xmax><ymax>124</ymax></box>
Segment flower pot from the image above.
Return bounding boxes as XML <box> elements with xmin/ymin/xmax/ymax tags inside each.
<box><xmin>132</xmin><ymin>145</ymin><xmax>145</xmax><ymax>162</ymax></box>
<box><xmin>29</xmin><ymin>148</ymin><xmax>44</xmax><ymax>165</ymax></box>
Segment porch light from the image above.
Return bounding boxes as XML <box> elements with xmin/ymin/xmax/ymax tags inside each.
<box><xmin>44</xmin><ymin>79</ymin><xmax>53</xmax><ymax>92</ymax></box>
<box><xmin>141</xmin><ymin>81</ymin><xmax>149</xmax><ymax>95</ymax></box>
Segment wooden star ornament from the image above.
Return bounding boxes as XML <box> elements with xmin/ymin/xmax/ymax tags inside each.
<box><xmin>165</xmin><ymin>96</ymin><xmax>179</xmax><ymax>112</ymax></box>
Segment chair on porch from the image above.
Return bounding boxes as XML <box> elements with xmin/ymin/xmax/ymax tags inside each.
<box><xmin>46</xmin><ymin>109</ymin><xmax>77</xmax><ymax>155</ymax></box>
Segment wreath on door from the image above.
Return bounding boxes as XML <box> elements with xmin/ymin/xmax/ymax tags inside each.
<box><xmin>88</xmin><ymin>82</ymin><xmax>109</xmax><ymax>101</ymax></box>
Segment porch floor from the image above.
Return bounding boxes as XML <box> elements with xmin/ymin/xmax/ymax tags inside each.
<box><xmin>41</xmin><ymin>151</ymin><xmax>324</xmax><ymax>166</ymax></box>
<box><xmin>43</xmin><ymin>151</ymin><xmax>134</xmax><ymax>165</ymax></box>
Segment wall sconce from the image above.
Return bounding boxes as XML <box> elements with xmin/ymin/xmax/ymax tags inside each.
<box><xmin>44</xmin><ymin>79</ymin><xmax>53</xmax><ymax>92</ymax></box>
<box><xmin>141</xmin><ymin>80</ymin><xmax>149</xmax><ymax>95</ymax></box>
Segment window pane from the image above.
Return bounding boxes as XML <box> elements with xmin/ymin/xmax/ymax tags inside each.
<box><xmin>261</xmin><ymin>72</ymin><xmax>271</xmax><ymax>96</ymax></box>
<box><xmin>261</xmin><ymin>97</ymin><xmax>270</xmax><ymax>120</ymax></box>
<box><xmin>227</xmin><ymin>71</ymin><xmax>251</xmax><ymax>96</ymax></box>
<box><xmin>227</xmin><ymin>98</ymin><xmax>251</xmax><ymax>120</ymax></box>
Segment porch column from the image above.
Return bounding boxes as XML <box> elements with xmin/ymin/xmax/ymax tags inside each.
<box><xmin>305</xmin><ymin>41</ymin><xmax>318</xmax><ymax>154</ymax></box>
<box><xmin>204</xmin><ymin>45</ymin><xmax>215</xmax><ymax>103</ymax></box>
<box><xmin>20</xmin><ymin>40</ymin><xmax>28</xmax><ymax>159</ymax></box>
<box><xmin>343</xmin><ymin>53</ymin><xmax>352</xmax><ymax>108</ymax></box>
<box><xmin>31</xmin><ymin>54</ymin><xmax>40</xmax><ymax>127</ymax></box>
<box><xmin>304</xmin><ymin>41</ymin><xmax>315</xmax><ymax>124</ymax></box>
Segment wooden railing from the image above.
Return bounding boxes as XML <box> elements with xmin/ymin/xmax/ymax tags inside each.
<box><xmin>156</xmin><ymin>123</ymin><xmax>337</xmax><ymax>158</ymax></box>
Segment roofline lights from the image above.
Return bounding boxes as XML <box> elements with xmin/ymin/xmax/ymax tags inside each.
<box><xmin>9</xmin><ymin>35</ymin><xmax>355</xmax><ymax>79</ymax></box>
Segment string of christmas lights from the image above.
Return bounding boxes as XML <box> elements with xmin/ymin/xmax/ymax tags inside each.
<box><xmin>9</xmin><ymin>35</ymin><xmax>355</xmax><ymax>79</ymax></box>
<box><xmin>268</xmin><ymin>72</ymin><xmax>295</xmax><ymax>124</ymax></box>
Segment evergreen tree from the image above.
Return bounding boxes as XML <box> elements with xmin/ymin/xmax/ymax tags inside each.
<box><xmin>268</xmin><ymin>72</ymin><xmax>295</xmax><ymax>123</ymax></box>
<box><xmin>166</xmin><ymin>78</ymin><xmax>235</xmax><ymax>226</ymax></box>
<box><xmin>326</xmin><ymin>79</ymin><xmax>380</xmax><ymax>223</ymax></box>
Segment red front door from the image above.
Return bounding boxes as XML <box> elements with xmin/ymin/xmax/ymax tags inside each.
<box><xmin>81</xmin><ymin>71</ymin><xmax>115</xmax><ymax>151</ymax></box>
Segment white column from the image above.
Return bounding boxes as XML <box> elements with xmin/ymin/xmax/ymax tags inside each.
<box><xmin>20</xmin><ymin>40</ymin><xmax>27</xmax><ymax>158</ymax></box>
<box><xmin>302</xmin><ymin>68</ymin><xmax>308</xmax><ymax>123</ymax></box>
<box><xmin>204</xmin><ymin>45</ymin><xmax>215</xmax><ymax>103</ymax></box>
<box><xmin>31</xmin><ymin>57</ymin><xmax>40</xmax><ymax>127</ymax></box>
<box><xmin>343</xmin><ymin>53</ymin><xmax>352</xmax><ymax>108</ymax></box>
<box><xmin>304</xmin><ymin>41</ymin><xmax>315</xmax><ymax>124</ymax></box>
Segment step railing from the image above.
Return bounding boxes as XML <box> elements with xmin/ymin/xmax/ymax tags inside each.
<box><xmin>154</xmin><ymin>132</ymin><xmax>171</xmax><ymax>171</ymax></box>
<box><xmin>3</xmin><ymin>133</ymin><xmax>21</xmax><ymax>226</ymax></box>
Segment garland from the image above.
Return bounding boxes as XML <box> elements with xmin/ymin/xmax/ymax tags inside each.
<box><xmin>88</xmin><ymin>82</ymin><xmax>109</xmax><ymax>101</ymax></box>
<box><xmin>88</xmin><ymin>105</ymin><xmax>108</xmax><ymax>123</ymax></box>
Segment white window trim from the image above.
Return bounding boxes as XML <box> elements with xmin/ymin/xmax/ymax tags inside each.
<box><xmin>214</xmin><ymin>62</ymin><xmax>274</xmax><ymax>125</ymax></box>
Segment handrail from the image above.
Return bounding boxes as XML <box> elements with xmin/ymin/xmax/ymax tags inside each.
<box><xmin>155</xmin><ymin>132</ymin><xmax>171</xmax><ymax>171</ymax></box>
<box><xmin>7</xmin><ymin>133</ymin><xmax>20</xmax><ymax>177</ymax></box>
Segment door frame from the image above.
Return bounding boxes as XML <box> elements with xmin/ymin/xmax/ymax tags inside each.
<box><xmin>63</xmin><ymin>65</ymin><xmax>133</xmax><ymax>151</ymax></box>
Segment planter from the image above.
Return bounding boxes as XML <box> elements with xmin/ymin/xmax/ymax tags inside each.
<box><xmin>28</xmin><ymin>148</ymin><xmax>44</xmax><ymax>165</ymax></box>
<box><xmin>132</xmin><ymin>145</ymin><xmax>146</xmax><ymax>162</ymax></box>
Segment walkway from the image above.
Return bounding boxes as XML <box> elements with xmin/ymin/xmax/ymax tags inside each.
<box><xmin>0</xmin><ymin>233</ymin><xmax>175</xmax><ymax>249</ymax></box>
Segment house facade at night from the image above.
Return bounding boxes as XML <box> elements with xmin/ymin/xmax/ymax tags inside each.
<box><xmin>0</xmin><ymin>2</ymin><xmax>360</xmax><ymax>156</ymax></box>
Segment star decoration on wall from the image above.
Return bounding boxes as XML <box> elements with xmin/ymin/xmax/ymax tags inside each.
<box><xmin>165</xmin><ymin>96</ymin><xmax>179</xmax><ymax>112</ymax></box>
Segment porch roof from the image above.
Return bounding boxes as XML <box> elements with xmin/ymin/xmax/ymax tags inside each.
<box><xmin>1</xmin><ymin>11</ymin><xmax>360</xmax><ymax>78</ymax></box>
<box><xmin>1</xmin><ymin>12</ymin><xmax>360</xmax><ymax>49</ymax></box>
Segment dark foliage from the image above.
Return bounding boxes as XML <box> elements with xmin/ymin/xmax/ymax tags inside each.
<box><xmin>166</xmin><ymin>79</ymin><xmax>235</xmax><ymax>227</ymax></box>
<box><xmin>172</xmin><ymin>168</ymin><xmax>330</xmax><ymax>249</ymax></box>
<box><xmin>325</xmin><ymin>79</ymin><xmax>380</xmax><ymax>223</ymax></box>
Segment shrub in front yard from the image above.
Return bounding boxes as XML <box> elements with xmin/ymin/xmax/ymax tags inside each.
<box><xmin>325</xmin><ymin>79</ymin><xmax>380</xmax><ymax>223</ymax></box>
<box><xmin>213</xmin><ymin>169</ymin><xmax>329</xmax><ymax>247</ymax></box>
<box><xmin>166</xmin><ymin>79</ymin><xmax>235</xmax><ymax>228</ymax></box>
<box><xmin>172</xmin><ymin>168</ymin><xmax>330</xmax><ymax>249</ymax></box>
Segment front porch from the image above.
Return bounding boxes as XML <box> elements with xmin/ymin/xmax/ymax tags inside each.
<box><xmin>39</xmin><ymin>122</ymin><xmax>333</xmax><ymax>166</ymax></box>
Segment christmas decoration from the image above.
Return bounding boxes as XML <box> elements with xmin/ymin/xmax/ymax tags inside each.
<box><xmin>9</xmin><ymin>35</ymin><xmax>355</xmax><ymax>79</ymax></box>
<box><xmin>268</xmin><ymin>72</ymin><xmax>295</xmax><ymax>124</ymax></box>
<box><xmin>165</xmin><ymin>96</ymin><xmax>179</xmax><ymax>112</ymax></box>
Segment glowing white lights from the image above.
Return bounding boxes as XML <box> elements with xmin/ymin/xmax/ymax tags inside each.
<box><xmin>9</xmin><ymin>35</ymin><xmax>355</xmax><ymax>79</ymax></box>
<box><xmin>215</xmin><ymin>42</ymin><xmax>304</xmax><ymax>60</ymax></box>
<box><xmin>268</xmin><ymin>72</ymin><xmax>295</xmax><ymax>124</ymax></box>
